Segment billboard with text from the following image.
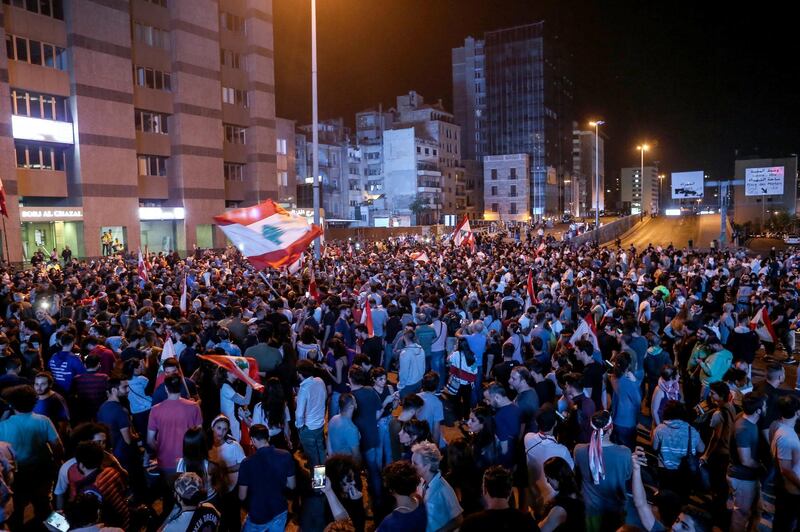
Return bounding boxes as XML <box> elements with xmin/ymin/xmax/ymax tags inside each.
<box><xmin>745</xmin><ymin>166</ymin><xmax>784</xmax><ymax>196</ymax></box>
<box><xmin>671</xmin><ymin>171</ymin><xmax>704</xmax><ymax>199</ymax></box>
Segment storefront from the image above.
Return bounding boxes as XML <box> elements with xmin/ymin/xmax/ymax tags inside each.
<box><xmin>139</xmin><ymin>207</ymin><xmax>186</xmax><ymax>253</ymax></box>
<box><xmin>19</xmin><ymin>207</ymin><xmax>85</xmax><ymax>260</ymax></box>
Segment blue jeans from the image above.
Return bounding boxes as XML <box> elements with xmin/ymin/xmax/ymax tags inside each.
<box><xmin>330</xmin><ymin>391</ymin><xmax>341</xmax><ymax>417</ymax></box>
<box><xmin>299</xmin><ymin>426</ymin><xmax>325</xmax><ymax>468</ymax></box>
<box><xmin>431</xmin><ymin>350</ymin><xmax>446</xmax><ymax>391</ymax></box>
<box><xmin>364</xmin><ymin>447</ymin><xmax>383</xmax><ymax>510</ymax></box>
<box><xmin>378</xmin><ymin>416</ymin><xmax>393</xmax><ymax>467</ymax></box>
<box><xmin>471</xmin><ymin>368</ymin><xmax>484</xmax><ymax>406</ymax></box>
<box><xmin>383</xmin><ymin>343</ymin><xmax>394</xmax><ymax>371</ymax></box>
<box><xmin>242</xmin><ymin>511</ymin><xmax>287</xmax><ymax>532</ymax></box>
<box><xmin>399</xmin><ymin>380</ymin><xmax>422</xmax><ymax>399</ymax></box>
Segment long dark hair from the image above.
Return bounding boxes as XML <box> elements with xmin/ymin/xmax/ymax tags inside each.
<box><xmin>260</xmin><ymin>377</ymin><xmax>287</xmax><ymax>429</ymax></box>
<box><xmin>457</xmin><ymin>337</ymin><xmax>476</xmax><ymax>366</ymax></box>
<box><xmin>471</xmin><ymin>405</ymin><xmax>496</xmax><ymax>449</ymax></box>
<box><xmin>182</xmin><ymin>425</ymin><xmax>209</xmax><ymax>475</ymax></box>
<box><xmin>543</xmin><ymin>456</ymin><xmax>580</xmax><ymax>498</ymax></box>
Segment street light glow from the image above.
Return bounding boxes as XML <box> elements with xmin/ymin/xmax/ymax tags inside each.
<box><xmin>589</xmin><ymin>120</ymin><xmax>605</xmax><ymax>127</ymax></box>
<box><xmin>636</xmin><ymin>144</ymin><xmax>650</xmax><ymax>151</ymax></box>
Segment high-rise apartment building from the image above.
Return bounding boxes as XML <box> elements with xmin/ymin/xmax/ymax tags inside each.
<box><xmin>1</xmin><ymin>0</ymin><xmax>277</xmax><ymax>262</ymax></box>
<box><xmin>295</xmin><ymin>118</ymin><xmax>350</xmax><ymax>222</ymax></box>
<box><xmin>621</xmin><ymin>166</ymin><xmax>659</xmax><ymax>215</ymax></box>
<box><xmin>572</xmin><ymin>123</ymin><xmax>605</xmax><ymax>217</ymax></box>
<box><xmin>452</xmin><ymin>22</ymin><xmax>574</xmax><ymax>219</ymax></box>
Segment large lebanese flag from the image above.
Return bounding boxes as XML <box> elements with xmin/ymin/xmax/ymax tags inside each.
<box><xmin>199</xmin><ymin>355</ymin><xmax>264</xmax><ymax>391</ymax></box>
<box><xmin>214</xmin><ymin>200</ymin><xmax>323</xmax><ymax>270</ymax></box>
<box><xmin>750</xmin><ymin>306</ymin><xmax>777</xmax><ymax>343</ymax></box>
<box><xmin>452</xmin><ymin>215</ymin><xmax>473</xmax><ymax>248</ymax></box>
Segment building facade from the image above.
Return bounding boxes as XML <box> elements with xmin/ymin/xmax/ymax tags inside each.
<box><xmin>1</xmin><ymin>0</ymin><xmax>277</xmax><ymax>262</ymax></box>
<box><xmin>453</xmin><ymin>22</ymin><xmax>574</xmax><ymax>220</ymax></box>
<box><xmin>732</xmin><ymin>156</ymin><xmax>798</xmax><ymax>226</ymax></box>
<box><xmin>572</xmin><ymin>124</ymin><xmax>605</xmax><ymax>217</ymax></box>
<box><xmin>483</xmin><ymin>154</ymin><xmax>530</xmax><ymax>222</ymax></box>
<box><xmin>275</xmin><ymin>116</ymin><xmax>296</xmax><ymax>207</ymax></box>
<box><xmin>621</xmin><ymin>166</ymin><xmax>659</xmax><ymax>215</ymax></box>
<box><xmin>295</xmin><ymin>118</ymin><xmax>350</xmax><ymax>223</ymax></box>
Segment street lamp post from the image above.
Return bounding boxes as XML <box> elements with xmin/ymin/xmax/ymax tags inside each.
<box><xmin>589</xmin><ymin>120</ymin><xmax>604</xmax><ymax>233</ymax></box>
<box><xmin>311</xmin><ymin>0</ymin><xmax>321</xmax><ymax>259</ymax></box>
<box><xmin>636</xmin><ymin>144</ymin><xmax>649</xmax><ymax>214</ymax></box>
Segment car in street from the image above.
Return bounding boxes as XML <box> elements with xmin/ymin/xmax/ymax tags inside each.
<box><xmin>784</xmin><ymin>235</ymin><xmax>800</xmax><ymax>245</ymax></box>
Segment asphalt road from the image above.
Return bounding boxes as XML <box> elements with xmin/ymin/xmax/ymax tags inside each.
<box><xmin>614</xmin><ymin>214</ymin><xmax>727</xmax><ymax>250</ymax></box>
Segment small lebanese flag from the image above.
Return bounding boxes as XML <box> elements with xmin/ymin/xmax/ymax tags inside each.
<box><xmin>137</xmin><ymin>248</ymin><xmax>149</xmax><ymax>282</ymax></box>
<box><xmin>360</xmin><ymin>296</ymin><xmax>374</xmax><ymax>337</ymax></box>
<box><xmin>570</xmin><ymin>314</ymin><xmax>600</xmax><ymax>352</ymax></box>
<box><xmin>308</xmin><ymin>268</ymin><xmax>320</xmax><ymax>303</ymax></box>
<box><xmin>161</xmin><ymin>335</ymin><xmax>177</xmax><ymax>363</ymax></box>
<box><xmin>750</xmin><ymin>306</ymin><xmax>777</xmax><ymax>343</ymax></box>
<box><xmin>525</xmin><ymin>269</ymin><xmax>538</xmax><ymax>308</ymax></box>
<box><xmin>409</xmin><ymin>251</ymin><xmax>430</xmax><ymax>263</ymax></box>
<box><xmin>199</xmin><ymin>355</ymin><xmax>264</xmax><ymax>391</ymax></box>
<box><xmin>179</xmin><ymin>274</ymin><xmax>188</xmax><ymax>315</ymax></box>
<box><xmin>214</xmin><ymin>199</ymin><xmax>322</xmax><ymax>270</ymax></box>
<box><xmin>0</xmin><ymin>177</ymin><xmax>8</xmax><ymax>218</ymax></box>
<box><xmin>452</xmin><ymin>215</ymin><xmax>473</xmax><ymax>248</ymax></box>
<box><xmin>288</xmin><ymin>255</ymin><xmax>304</xmax><ymax>275</ymax></box>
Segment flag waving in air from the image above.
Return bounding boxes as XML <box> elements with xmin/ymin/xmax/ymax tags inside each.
<box><xmin>452</xmin><ymin>215</ymin><xmax>474</xmax><ymax>249</ymax></box>
<box><xmin>750</xmin><ymin>306</ymin><xmax>777</xmax><ymax>344</ymax></box>
<box><xmin>137</xmin><ymin>248</ymin><xmax>148</xmax><ymax>282</ymax></box>
<box><xmin>308</xmin><ymin>267</ymin><xmax>320</xmax><ymax>303</ymax></box>
<box><xmin>361</xmin><ymin>296</ymin><xmax>374</xmax><ymax>337</ymax></box>
<box><xmin>214</xmin><ymin>199</ymin><xmax>322</xmax><ymax>270</ymax></box>
<box><xmin>0</xmin><ymin>177</ymin><xmax>8</xmax><ymax>218</ymax></box>
<box><xmin>525</xmin><ymin>269</ymin><xmax>539</xmax><ymax>309</ymax></box>
<box><xmin>570</xmin><ymin>313</ymin><xmax>600</xmax><ymax>352</ymax></box>
<box><xmin>179</xmin><ymin>274</ymin><xmax>188</xmax><ymax>315</ymax></box>
<box><xmin>409</xmin><ymin>251</ymin><xmax>430</xmax><ymax>263</ymax></box>
<box><xmin>199</xmin><ymin>355</ymin><xmax>264</xmax><ymax>391</ymax></box>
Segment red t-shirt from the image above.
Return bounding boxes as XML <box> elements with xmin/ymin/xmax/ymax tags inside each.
<box><xmin>147</xmin><ymin>398</ymin><xmax>202</xmax><ymax>469</ymax></box>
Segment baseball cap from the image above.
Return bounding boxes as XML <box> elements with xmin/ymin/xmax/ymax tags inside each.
<box><xmin>174</xmin><ymin>472</ymin><xmax>203</xmax><ymax>501</ymax></box>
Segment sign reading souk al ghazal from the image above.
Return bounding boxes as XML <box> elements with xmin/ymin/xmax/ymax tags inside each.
<box><xmin>745</xmin><ymin>166</ymin><xmax>784</xmax><ymax>196</ymax></box>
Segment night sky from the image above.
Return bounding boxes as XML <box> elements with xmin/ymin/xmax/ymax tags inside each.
<box><xmin>273</xmin><ymin>0</ymin><xmax>799</xmax><ymax>181</ymax></box>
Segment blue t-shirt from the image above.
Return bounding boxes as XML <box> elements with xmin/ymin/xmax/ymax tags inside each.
<box><xmin>494</xmin><ymin>403</ymin><xmax>521</xmax><ymax>467</ymax></box>
<box><xmin>33</xmin><ymin>394</ymin><xmax>69</xmax><ymax>424</ymax></box>
<box><xmin>97</xmin><ymin>400</ymin><xmax>132</xmax><ymax>463</ymax></box>
<box><xmin>377</xmin><ymin>501</ymin><xmax>427</xmax><ymax>532</ymax></box>
<box><xmin>327</xmin><ymin>415</ymin><xmax>360</xmax><ymax>455</ymax></box>
<box><xmin>611</xmin><ymin>376</ymin><xmax>642</xmax><ymax>429</ymax></box>
<box><xmin>238</xmin><ymin>446</ymin><xmax>294</xmax><ymax>524</ymax></box>
<box><xmin>352</xmin><ymin>387</ymin><xmax>381</xmax><ymax>450</ymax></box>
<box><xmin>48</xmin><ymin>351</ymin><xmax>86</xmax><ymax>392</ymax></box>
<box><xmin>464</xmin><ymin>333</ymin><xmax>486</xmax><ymax>366</ymax></box>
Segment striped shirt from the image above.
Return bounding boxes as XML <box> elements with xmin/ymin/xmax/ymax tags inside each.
<box><xmin>653</xmin><ymin>420</ymin><xmax>704</xmax><ymax>470</ymax></box>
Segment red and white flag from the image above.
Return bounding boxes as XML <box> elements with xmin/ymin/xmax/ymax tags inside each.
<box><xmin>288</xmin><ymin>255</ymin><xmax>305</xmax><ymax>275</ymax></box>
<box><xmin>360</xmin><ymin>296</ymin><xmax>374</xmax><ymax>337</ymax></box>
<box><xmin>199</xmin><ymin>355</ymin><xmax>264</xmax><ymax>391</ymax></box>
<box><xmin>452</xmin><ymin>215</ymin><xmax>473</xmax><ymax>248</ymax></box>
<box><xmin>179</xmin><ymin>274</ymin><xmax>188</xmax><ymax>315</ymax></box>
<box><xmin>750</xmin><ymin>306</ymin><xmax>777</xmax><ymax>344</ymax></box>
<box><xmin>161</xmin><ymin>335</ymin><xmax>177</xmax><ymax>363</ymax></box>
<box><xmin>0</xmin><ymin>178</ymin><xmax>8</xmax><ymax>218</ymax></box>
<box><xmin>214</xmin><ymin>199</ymin><xmax>322</xmax><ymax>270</ymax></box>
<box><xmin>308</xmin><ymin>268</ymin><xmax>320</xmax><ymax>303</ymax></box>
<box><xmin>409</xmin><ymin>251</ymin><xmax>430</xmax><ymax>263</ymax></box>
<box><xmin>137</xmin><ymin>248</ymin><xmax>149</xmax><ymax>282</ymax></box>
<box><xmin>525</xmin><ymin>269</ymin><xmax>539</xmax><ymax>309</ymax></box>
<box><xmin>570</xmin><ymin>314</ymin><xmax>600</xmax><ymax>352</ymax></box>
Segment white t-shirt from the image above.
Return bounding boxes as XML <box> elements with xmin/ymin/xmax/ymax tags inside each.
<box><xmin>220</xmin><ymin>382</ymin><xmax>251</xmax><ymax>441</ymax></box>
<box><xmin>209</xmin><ymin>440</ymin><xmax>246</xmax><ymax>492</ymax></box>
<box><xmin>524</xmin><ymin>432</ymin><xmax>574</xmax><ymax>503</ymax></box>
<box><xmin>772</xmin><ymin>422</ymin><xmax>800</xmax><ymax>495</ymax></box>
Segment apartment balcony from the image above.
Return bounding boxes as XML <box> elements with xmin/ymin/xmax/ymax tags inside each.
<box><xmin>417</xmin><ymin>162</ymin><xmax>441</xmax><ymax>176</ymax></box>
<box><xmin>225</xmin><ymin>179</ymin><xmax>246</xmax><ymax>202</ymax></box>
<box><xmin>16</xmin><ymin>168</ymin><xmax>68</xmax><ymax>197</ymax></box>
<box><xmin>138</xmin><ymin>174</ymin><xmax>168</xmax><ymax>200</ymax></box>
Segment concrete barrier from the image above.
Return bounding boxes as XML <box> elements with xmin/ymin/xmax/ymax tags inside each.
<box><xmin>571</xmin><ymin>214</ymin><xmax>644</xmax><ymax>246</ymax></box>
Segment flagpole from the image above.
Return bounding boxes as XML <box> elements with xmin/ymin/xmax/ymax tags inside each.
<box><xmin>1</xmin><ymin>217</ymin><xmax>10</xmax><ymax>266</ymax></box>
<box><xmin>311</xmin><ymin>0</ymin><xmax>321</xmax><ymax>260</ymax></box>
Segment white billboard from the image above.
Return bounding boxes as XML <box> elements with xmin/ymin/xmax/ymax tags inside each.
<box><xmin>671</xmin><ymin>171</ymin><xmax>704</xmax><ymax>199</ymax></box>
<box><xmin>745</xmin><ymin>166</ymin><xmax>784</xmax><ymax>196</ymax></box>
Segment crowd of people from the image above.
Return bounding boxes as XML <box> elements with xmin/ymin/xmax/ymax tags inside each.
<box><xmin>0</xmin><ymin>227</ymin><xmax>799</xmax><ymax>532</ymax></box>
